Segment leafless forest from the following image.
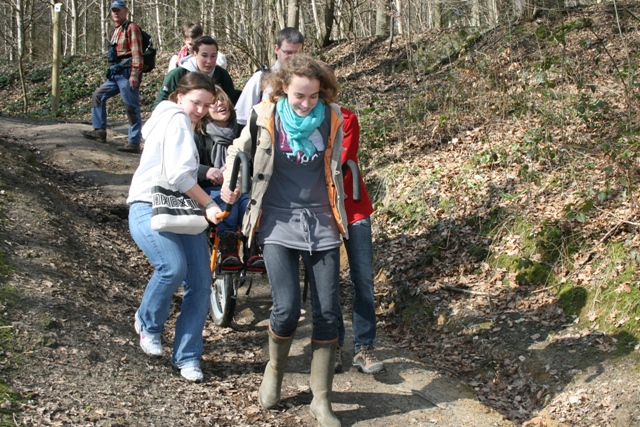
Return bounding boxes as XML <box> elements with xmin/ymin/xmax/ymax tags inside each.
<box><xmin>2</xmin><ymin>0</ymin><xmax>585</xmax><ymax>74</ymax></box>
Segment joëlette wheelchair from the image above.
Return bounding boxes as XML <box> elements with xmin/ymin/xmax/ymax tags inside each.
<box><xmin>208</xmin><ymin>151</ymin><xmax>361</xmax><ymax>327</ymax></box>
<box><xmin>208</xmin><ymin>151</ymin><xmax>265</xmax><ymax>327</ymax></box>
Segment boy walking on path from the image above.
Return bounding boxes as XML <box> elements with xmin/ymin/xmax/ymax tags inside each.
<box><xmin>337</xmin><ymin>107</ymin><xmax>384</xmax><ymax>374</ymax></box>
<box><xmin>82</xmin><ymin>0</ymin><xmax>143</xmax><ymax>154</ymax></box>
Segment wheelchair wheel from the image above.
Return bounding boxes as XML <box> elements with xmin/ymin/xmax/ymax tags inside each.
<box><xmin>209</xmin><ymin>273</ymin><xmax>236</xmax><ymax>327</ymax></box>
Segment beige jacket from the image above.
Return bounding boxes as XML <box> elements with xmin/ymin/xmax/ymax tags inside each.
<box><xmin>223</xmin><ymin>101</ymin><xmax>349</xmax><ymax>245</ymax></box>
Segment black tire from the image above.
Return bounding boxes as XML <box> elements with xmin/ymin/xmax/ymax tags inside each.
<box><xmin>209</xmin><ymin>273</ymin><xmax>236</xmax><ymax>327</ymax></box>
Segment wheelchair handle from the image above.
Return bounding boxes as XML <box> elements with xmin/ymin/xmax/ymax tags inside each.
<box><xmin>215</xmin><ymin>151</ymin><xmax>251</xmax><ymax>219</ymax></box>
<box><xmin>342</xmin><ymin>159</ymin><xmax>361</xmax><ymax>202</ymax></box>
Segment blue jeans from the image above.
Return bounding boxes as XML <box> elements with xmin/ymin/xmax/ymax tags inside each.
<box><xmin>204</xmin><ymin>186</ymin><xmax>248</xmax><ymax>234</ymax></box>
<box><xmin>91</xmin><ymin>67</ymin><xmax>142</xmax><ymax>144</ymax></box>
<box><xmin>263</xmin><ymin>244</ymin><xmax>341</xmax><ymax>342</ymax></box>
<box><xmin>128</xmin><ymin>202</ymin><xmax>211</xmax><ymax>368</ymax></box>
<box><xmin>339</xmin><ymin>216</ymin><xmax>377</xmax><ymax>353</ymax></box>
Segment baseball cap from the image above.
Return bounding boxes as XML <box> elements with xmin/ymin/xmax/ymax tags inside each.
<box><xmin>110</xmin><ymin>0</ymin><xmax>127</xmax><ymax>10</ymax></box>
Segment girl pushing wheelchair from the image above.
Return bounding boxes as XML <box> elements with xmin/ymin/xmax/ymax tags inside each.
<box><xmin>221</xmin><ymin>54</ymin><xmax>348</xmax><ymax>427</ymax></box>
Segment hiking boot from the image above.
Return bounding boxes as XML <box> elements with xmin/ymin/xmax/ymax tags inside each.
<box><xmin>218</xmin><ymin>231</ymin><xmax>242</xmax><ymax>268</ymax></box>
<box><xmin>334</xmin><ymin>345</ymin><xmax>343</xmax><ymax>374</ymax></box>
<box><xmin>134</xmin><ymin>315</ymin><xmax>163</xmax><ymax>357</ymax></box>
<box><xmin>352</xmin><ymin>345</ymin><xmax>383</xmax><ymax>374</ymax></box>
<box><xmin>116</xmin><ymin>143</ymin><xmax>141</xmax><ymax>154</ymax></box>
<box><xmin>82</xmin><ymin>128</ymin><xmax>106</xmax><ymax>143</ymax></box>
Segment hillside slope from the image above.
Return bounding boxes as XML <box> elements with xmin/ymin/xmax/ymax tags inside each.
<box><xmin>316</xmin><ymin>3</ymin><xmax>640</xmax><ymax>425</ymax></box>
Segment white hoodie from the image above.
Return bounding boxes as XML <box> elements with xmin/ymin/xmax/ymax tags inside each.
<box><xmin>126</xmin><ymin>101</ymin><xmax>200</xmax><ymax>204</ymax></box>
<box><xmin>171</xmin><ymin>52</ymin><xmax>227</xmax><ymax>72</ymax></box>
<box><xmin>180</xmin><ymin>56</ymin><xmax>217</xmax><ymax>76</ymax></box>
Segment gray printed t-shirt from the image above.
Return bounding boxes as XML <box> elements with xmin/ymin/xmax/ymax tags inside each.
<box><xmin>258</xmin><ymin>108</ymin><xmax>341</xmax><ymax>252</ymax></box>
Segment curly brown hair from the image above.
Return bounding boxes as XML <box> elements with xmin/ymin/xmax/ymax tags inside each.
<box><xmin>264</xmin><ymin>54</ymin><xmax>339</xmax><ymax>104</ymax></box>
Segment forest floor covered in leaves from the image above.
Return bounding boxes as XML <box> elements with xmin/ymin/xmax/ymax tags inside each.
<box><xmin>1</xmin><ymin>2</ymin><xmax>640</xmax><ymax>426</ymax></box>
<box><xmin>0</xmin><ymin>118</ymin><xmax>519</xmax><ymax>427</ymax></box>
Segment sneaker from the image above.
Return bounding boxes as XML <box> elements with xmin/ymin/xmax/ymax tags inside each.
<box><xmin>81</xmin><ymin>128</ymin><xmax>106</xmax><ymax>143</ymax></box>
<box><xmin>180</xmin><ymin>366</ymin><xmax>204</xmax><ymax>382</ymax></box>
<box><xmin>116</xmin><ymin>143</ymin><xmax>141</xmax><ymax>153</ymax></box>
<box><xmin>334</xmin><ymin>345</ymin><xmax>343</xmax><ymax>374</ymax></box>
<box><xmin>352</xmin><ymin>345</ymin><xmax>384</xmax><ymax>374</ymax></box>
<box><xmin>134</xmin><ymin>317</ymin><xmax>163</xmax><ymax>357</ymax></box>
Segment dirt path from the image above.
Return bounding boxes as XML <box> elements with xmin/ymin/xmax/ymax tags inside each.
<box><xmin>0</xmin><ymin>117</ymin><xmax>520</xmax><ymax>426</ymax></box>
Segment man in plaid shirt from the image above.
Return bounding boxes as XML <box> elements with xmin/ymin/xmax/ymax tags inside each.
<box><xmin>82</xmin><ymin>0</ymin><xmax>144</xmax><ymax>154</ymax></box>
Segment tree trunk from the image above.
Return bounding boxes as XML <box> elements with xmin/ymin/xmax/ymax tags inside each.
<box><xmin>489</xmin><ymin>0</ymin><xmax>498</xmax><ymax>25</ymax></box>
<box><xmin>18</xmin><ymin>54</ymin><xmax>28</xmax><ymax>113</ymax></box>
<box><xmin>173</xmin><ymin>0</ymin><xmax>178</xmax><ymax>32</ymax></box>
<box><xmin>269</xmin><ymin>0</ymin><xmax>278</xmax><ymax>65</ymax></box>
<box><xmin>15</xmin><ymin>0</ymin><xmax>26</xmax><ymax>112</ymax></box>
<box><xmin>25</xmin><ymin>0</ymin><xmax>33</xmax><ymax>60</ymax></box>
<box><xmin>63</xmin><ymin>2</ymin><xmax>68</xmax><ymax>55</ymax></box>
<box><xmin>375</xmin><ymin>0</ymin><xmax>388</xmax><ymax>37</ymax></box>
<box><xmin>201</xmin><ymin>1</ymin><xmax>207</xmax><ymax>35</ymax></box>
<box><xmin>208</xmin><ymin>0</ymin><xmax>216</xmax><ymax>37</ymax></box>
<box><xmin>471</xmin><ymin>0</ymin><xmax>480</xmax><ymax>27</ymax></box>
<box><xmin>275</xmin><ymin>0</ymin><xmax>285</xmax><ymax>32</ymax></box>
<box><xmin>100</xmin><ymin>0</ymin><xmax>107</xmax><ymax>53</ymax></box>
<box><xmin>82</xmin><ymin>2</ymin><xmax>87</xmax><ymax>54</ymax></box>
<box><xmin>15</xmin><ymin>0</ymin><xmax>23</xmax><ymax>56</ymax></box>
<box><xmin>70</xmin><ymin>0</ymin><xmax>78</xmax><ymax>55</ymax></box>
<box><xmin>286</xmin><ymin>0</ymin><xmax>299</xmax><ymax>28</ymax></box>
<box><xmin>154</xmin><ymin>0</ymin><xmax>163</xmax><ymax>49</ymax></box>
<box><xmin>429</xmin><ymin>0</ymin><xmax>441</xmax><ymax>29</ymax></box>
<box><xmin>322</xmin><ymin>0</ymin><xmax>335</xmax><ymax>47</ymax></box>
<box><xmin>394</xmin><ymin>0</ymin><xmax>402</xmax><ymax>35</ymax></box>
<box><xmin>311</xmin><ymin>0</ymin><xmax>322</xmax><ymax>44</ymax></box>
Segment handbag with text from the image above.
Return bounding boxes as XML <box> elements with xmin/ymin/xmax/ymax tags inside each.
<box><xmin>150</xmin><ymin>111</ymin><xmax>208</xmax><ymax>235</ymax></box>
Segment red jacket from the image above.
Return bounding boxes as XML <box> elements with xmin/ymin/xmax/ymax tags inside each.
<box><xmin>340</xmin><ymin>107</ymin><xmax>374</xmax><ymax>225</ymax></box>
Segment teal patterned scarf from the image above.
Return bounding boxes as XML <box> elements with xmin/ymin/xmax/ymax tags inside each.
<box><xmin>276</xmin><ymin>96</ymin><xmax>326</xmax><ymax>157</ymax></box>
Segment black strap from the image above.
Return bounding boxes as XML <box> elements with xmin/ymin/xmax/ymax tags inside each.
<box><xmin>249</xmin><ymin>109</ymin><xmax>258</xmax><ymax>161</ymax></box>
<box><xmin>116</xmin><ymin>20</ymin><xmax>130</xmax><ymax>41</ymax></box>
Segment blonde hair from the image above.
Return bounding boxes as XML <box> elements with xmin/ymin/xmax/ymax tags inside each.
<box><xmin>265</xmin><ymin>54</ymin><xmax>339</xmax><ymax>104</ymax></box>
<box><xmin>211</xmin><ymin>85</ymin><xmax>236</xmax><ymax>123</ymax></box>
<box><xmin>194</xmin><ymin>85</ymin><xmax>236</xmax><ymax>133</ymax></box>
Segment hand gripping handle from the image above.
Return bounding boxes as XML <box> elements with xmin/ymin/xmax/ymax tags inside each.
<box><xmin>215</xmin><ymin>151</ymin><xmax>251</xmax><ymax>219</ymax></box>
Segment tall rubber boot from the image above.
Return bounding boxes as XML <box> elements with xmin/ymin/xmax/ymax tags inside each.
<box><xmin>259</xmin><ymin>329</ymin><xmax>294</xmax><ymax>409</ymax></box>
<box><xmin>309</xmin><ymin>341</ymin><xmax>341</xmax><ymax>427</ymax></box>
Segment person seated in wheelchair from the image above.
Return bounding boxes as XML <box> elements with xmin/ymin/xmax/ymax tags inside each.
<box><xmin>194</xmin><ymin>85</ymin><xmax>263</xmax><ymax>269</ymax></box>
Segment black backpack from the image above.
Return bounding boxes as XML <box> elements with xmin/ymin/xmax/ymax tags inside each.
<box><xmin>122</xmin><ymin>21</ymin><xmax>156</xmax><ymax>73</ymax></box>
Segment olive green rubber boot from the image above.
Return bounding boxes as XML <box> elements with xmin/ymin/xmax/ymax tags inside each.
<box><xmin>309</xmin><ymin>341</ymin><xmax>341</xmax><ymax>427</ymax></box>
<box><xmin>258</xmin><ymin>329</ymin><xmax>294</xmax><ymax>409</ymax></box>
